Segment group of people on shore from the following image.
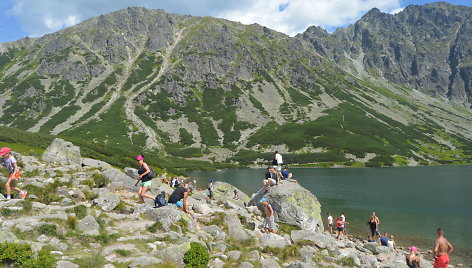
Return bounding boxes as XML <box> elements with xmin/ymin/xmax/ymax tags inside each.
<box><xmin>326</xmin><ymin>211</ymin><xmax>454</xmax><ymax>268</ymax></box>
<box><xmin>2</xmin><ymin>148</ymin><xmax>456</xmax><ymax>268</ymax></box>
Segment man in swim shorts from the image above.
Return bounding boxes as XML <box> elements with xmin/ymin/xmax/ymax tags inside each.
<box><xmin>433</xmin><ymin>228</ymin><xmax>453</xmax><ymax>268</ymax></box>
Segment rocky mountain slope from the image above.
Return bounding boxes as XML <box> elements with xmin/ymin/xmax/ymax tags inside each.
<box><xmin>0</xmin><ymin>3</ymin><xmax>472</xmax><ymax>168</ymax></box>
<box><xmin>0</xmin><ymin>139</ymin><xmax>441</xmax><ymax>267</ymax></box>
<box><xmin>299</xmin><ymin>2</ymin><xmax>472</xmax><ymax>107</ymax></box>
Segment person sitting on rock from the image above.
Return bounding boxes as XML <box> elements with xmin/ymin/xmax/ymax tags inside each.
<box><xmin>379</xmin><ymin>232</ymin><xmax>390</xmax><ymax>246</ymax></box>
<box><xmin>1</xmin><ymin>147</ymin><xmax>27</xmax><ymax>200</ymax></box>
<box><xmin>406</xmin><ymin>246</ymin><xmax>421</xmax><ymax>268</ymax></box>
<box><xmin>263</xmin><ymin>168</ymin><xmax>277</xmax><ymax>192</ymax></box>
<box><xmin>168</xmin><ymin>184</ymin><xmax>191</xmax><ymax>214</ymax></box>
<box><xmin>134</xmin><ymin>155</ymin><xmax>154</xmax><ymax>204</ymax></box>
<box><xmin>260</xmin><ymin>198</ymin><xmax>275</xmax><ymax>234</ymax></box>
<box><xmin>388</xmin><ymin>235</ymin><xmax>397</xmax><ymax>249</ymax></box>
<box><xmin>233</xmin><ymin>190</ymin><xmax>241</xmax><ymax>200</ymax></box>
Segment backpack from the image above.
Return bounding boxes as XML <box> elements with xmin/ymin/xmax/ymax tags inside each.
<box><xmin>147</xmin><ymin>166</ymin><xmax>156</xmax><ymax>179</ymax></box>
<box><xmin>154</xmin><ymin>193</ymin><xmax>167</xmax><ymax>207</ymax></box>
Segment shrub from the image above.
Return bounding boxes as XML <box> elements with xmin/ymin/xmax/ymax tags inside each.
<box><xmin>91</xmin><ymin>173</ymin><xmax>108</xmax><ymax>188</ymax></box>
<box><xmin>147</xmin><ymin>222</ymin><xmax>163</xmax><ymax>233</ymax></box>
<box><xmin>341</xmin><ymin>256</ymin><xmax>355</xmax><ymax>267</ymax></box>
<box><xmin>114</xmin><ymin>249</ymin><xmax>132</xmax><ymax>257</ymax></box>
<box><xmin>74</xmin><ymin>205</ymin><xmax>87</xmax><ymax>219</ymax></box>
<box><xmin>66</xmin><ymin>216</ymin><xmax>78</xmax><ymax>230</ymax></box>
<box><xmin>22</xmin><ymin>200</ymin><xmax>33</xmax><ymax>212</ymax></box>
<box><xmin>37</xmin><ymin>224</ymin><xmax>58</xmax><ymax>236</ymax></box>
<box><xmin>0</xmin><ymin>242</ymin><xmax>55</xmax><ymax>268</ymax></box>
<box><xmin>74</xmin><ymin>253</ymin><xmax>106</xmax><ymax>268</ymax></box>
<box><xmin>183</xmin><ymin>242</ymin><xmax>209</xmax><ymax>268</ymax></box>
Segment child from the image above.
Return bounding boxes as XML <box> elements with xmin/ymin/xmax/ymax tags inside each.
<box><xmin>233</xmin><ymin>190</ymin><xmax>241</xmax><ymax>200</ymax></box>
<box><xmin>260</xmin><ymin>198</ymin><xmax>275</xmax><ymax>233</ymax></box>
<box><xmin>1</xmin><ymin>147</ymin><xmax>27</xmax><ymax>200</ymax></box>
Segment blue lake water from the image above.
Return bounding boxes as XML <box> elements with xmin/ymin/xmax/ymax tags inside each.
<box><xmin>187</xmin><ymin>166</ymin><xmax>472</xmax><ymax>263</ymax></box>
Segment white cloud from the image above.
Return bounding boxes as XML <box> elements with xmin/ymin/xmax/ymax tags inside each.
<box><xmin>7</xmin><ymin>0</ymin><xmax>403</xmax><ymax>38</ymax></box>
<box><xmin>390</xmin><ymin>7</ymin><xmax>405</xmax><ymax>14</ymax></box>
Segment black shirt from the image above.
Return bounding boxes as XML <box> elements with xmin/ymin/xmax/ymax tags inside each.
<box><xmin>168</xmin><ymin>186</ymin><xmax>187</xmax><ymax>204</ymax></box>
<box><xmin>138</xmin><ymin>164</ymin><xmax>152</xmax><ymax>182</ymax></box>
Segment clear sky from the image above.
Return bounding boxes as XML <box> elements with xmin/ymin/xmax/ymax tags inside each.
<box><xmin>0</xmin><ymin>0</ymin><xmax>471</xmax><ymax>43</ymax></box>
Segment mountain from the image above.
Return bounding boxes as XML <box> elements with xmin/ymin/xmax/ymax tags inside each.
<box><xmin>1</xmin><ymin>4</ymin><xmax>472</xmax><ymax>168</ymax></box>
<box><xmin>299</xmin><ymin>2</ymin><xmax>472</xmax><ymax>107</ymax></box>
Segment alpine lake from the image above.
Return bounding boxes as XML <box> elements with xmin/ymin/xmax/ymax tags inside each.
<box><xmin>187</xmin><ymin>165</ymin><xmax>472</xmax><ymax>265</ymax></box>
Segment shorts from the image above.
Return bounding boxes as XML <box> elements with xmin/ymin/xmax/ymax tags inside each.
<box><xmin>328</xmin><ymin>223</ymin><xmax>333</xmax><ymax>228</ymax></box>
<box><xmin>8</xmin><ymin>170</ymin><xmax>20</xmax><ymax>180</ymax></box>
<box><xmin>140</xmin><ymin>180</ymin><xmax>152</xmax><ymax>187</ymax></box>
<box><xmin>337</xmin><ymin>227</ymin><xmax>344</xmax><ymax>232</ymax></box>
<box><xmin>264</xmin><ymin>216</ymin><xmax>275</xmax><ymax>230</ymax></box>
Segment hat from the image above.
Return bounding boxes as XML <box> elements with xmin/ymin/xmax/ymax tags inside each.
<box><xmin>210</xmin><ymin>179</ymin><xmax>215</xmax><ymax>182</ymax></box>
<box><xmin>0</xmin><ymin>147</ymin><xmax>10</xmax><ymax>156</ymax></box>
<box><xmin>176</xmin><ymin>201</ymin><xmax>183</xmax><ymax>208</ymax></box>
<box><xmin>136</xmin><ymin>155</ymin><xmax>144</xmax><ymax>161</ymax></box>
<box><xmin>410</xmin><ymin>246</ymin><xmax>417</xmax><ymax>252</ymax></box>
<box><xmin>260</xmin><ymin>198</ymin><xmax>267</xmax><ymax>203</ymax></box>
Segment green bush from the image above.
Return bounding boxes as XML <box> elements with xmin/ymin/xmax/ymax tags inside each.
<box><xmin>37</xmin><ymin>224</ymin><xmax>58</xmax><ymax>236</ymax></box>
<box><xmin>66</xmin><ymin>216</ymin><xmax>78</xmax><ymax>230</ymax></box>
<box><xmin>341</xmin><ymin>256</ymin><xmax>355</xmax><ymax>267</ymax></box>
<box><xmin>91</xmin><ymin>173</ymin><xmax>108</xmax><ymax>188</ymax></box>
<box><xmin>183</xmin><ymin>242</ymin><xmax>209</xmax><ymax>268</ymax></box>
<box><xmin>22</xmin><ymin>200</ymin><xmax>33</xmax><ymax>212</ymax></box>
<box><xmin>114</xmin><ymin>249</ymin><xmax>132</xmax><ymax>257</ymax></box>
<box><xmin>74</xmin><ymin>205</ymin><xmax>88</xmax><ymax>219</ymax></box>
<box><xmin>74</xmin><ymin>253</ymin><xmax>106</xmax><ymax>268</ymax></box>
<box><xmin>0</xmin><ymin>242</ymin><xmax>55</xmax><ymax>268</ymax></box>
<box><xmin>147</xmin><ymin>222</ymin><xmax>163</xmax><ymax>233</ymax></box>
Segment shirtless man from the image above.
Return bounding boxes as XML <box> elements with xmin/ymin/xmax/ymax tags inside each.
<box><xmin>433</xmin><ymin>228</ymin><xmax>453</xmax><ymax>268</ymax></box>
<box><xmin>260</xmin><ymin>198</ymin><xmax>275</xmax><ymax>233</ymax></box>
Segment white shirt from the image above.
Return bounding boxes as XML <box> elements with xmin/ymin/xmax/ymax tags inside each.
<box><xmin>340</xmin><ymin>215</ymin><xmax>345</xmax><ymax>227</ymax></box>
<box><xmin>327</xmin><ymin>215</ymin><xmax>333</xmax><ymax>225</ymax></box>
<box><xmin>275</xmin><ymin>153</ymin><xmax>283</xmax><ymax>164</ymax></box>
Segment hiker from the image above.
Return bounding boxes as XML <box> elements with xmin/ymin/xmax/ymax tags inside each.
<box><xmin>340</xmin><ymin>212</ymin><xmax>347</xmax><ymax>234</ymax></box>
<box><xmin>285</xmin><ymin>172</ymin><xmax>298</xmax><ymax>183</ymax></box>
<box><xmin>388</xmin><ymin>235</ymin><xmax>397</xmax><ymax>249</ymax></box>
<box><xmin>1</xmin><ymin>147</ymin><xmax>27</xmax><ymax>200</ymax></box>
<box><xmin>207</xmin><ymin>179</ymin><xmax>215</xmax><ymax>200</ymax></box>
<box><xmin>233</xmin><ymin>190</ymin><xmax>241</xmax><ymax>200</ymax></box>
<box><xmin>379</xmin><ymin>232</ymin><xmax>390</xmax><ymax>246</ymax></box>
<box><xmin>168</xmin><ymin>184</ymin><xmax>191</xmax><ymax>214</ymax></box>
<box><xmin>336</xmin><ymin>217</ymin><xmax>348</xmax><ymax>240</ymax></box>
<box><xmin>406</xmin><ymin>246</ymin><xmax>421</xmax><ymax>268</ymax></box>
<box><xmin>278</xmin><ymin>167</ymin><xmax>298</xmax><ymax>183</ymax></box>
<box><xmin>260</xmin><ymin>198</ymin><xmax>275</xmax><ymax>233</ymax></box>
<box><xmin>327</xmin><ymin>213</ymin><xmax>333</xmax><ymax>233</ymax></box>
<box><xmin>274</xmin><ymin>151</ymin><xmax>283</xmax><ymax>171</ymax></box>
<box><xmin>433</xmin><ymin>228</ymin><xmax>453</xmax><ymax>268</ymax></box>
<box><xmin>134</xmin><ymin>155</ymin><xmax>154</xmax><ymax>204</ymax></box>
<box><xmin>263</xmin><ymin>168</ymin><xmax>276</xmax><ymax>192</ymax></box>
<box><xmin>171</xmin><ymin>177</ymin><xmax>181</xmax><ymax>188</ymax></box>
<box><xmin>368</xmin><ymin>211</ymin><xmax>380</xmax><ymax>237</ymax></box>
<box><xmin>187</xmin><ymin>181</ymin><xmax>194</xmax><ymax>193</ymax></box>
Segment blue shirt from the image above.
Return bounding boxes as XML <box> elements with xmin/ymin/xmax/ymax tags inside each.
<box><xmin>380</xmin><ymin>236</ymin><xmax>389</xmax><ymax>246</ymax></box>
<box><xmin>281</xmin><ymin>170</ymin><xmax>289</xmax><ymax>179</ymax></box>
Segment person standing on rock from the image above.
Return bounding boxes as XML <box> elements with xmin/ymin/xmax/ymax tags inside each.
<box><xmin>1</xmin><ymin>147</ymin><xmax>27</xmax><ymax>200</ymax></box>
<box><xmin>135</xmin><ymin>155</ymin><xmax>154</xmax><ymax>204</ymax></box>
<box><xmin>274</xmin><ymin>151</ymin><xmax>283</xmax><ymax>171</ymax></box>
<box><xmin>168</xmin><ymin>184</ymin><xmax>191</xmax><ymax>214</ymax></box>
<box><xmin>260</xmin><ymin>198</ymin><xmax>275</xmax><ymax>234</ymax></box>
<box><xmin>368</xmin><ymin>211</ymin><xmax>380</xmax><ymax>237</ymax></box>
<box><xmin>433</xmin><ymin>228</ymin><xmax>453</xmax><ymax>268</ymax></box>
<box><xmin>207</xmin><ymin>179</ymin><xmax>215</xmax><ymax>200</ymax></box>
<box><xmin>336</xmin><ymin>217</ymin><xmax>348</xmax><ymax>240</ymax></box>
<box><xmin>327</xmin><ymin>213</ymin><xmax>333</xmax><ymax>233</ymax></box>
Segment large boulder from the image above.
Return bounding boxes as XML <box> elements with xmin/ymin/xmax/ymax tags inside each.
<box><xmin>224</xmin><ymin>212</ymin><xmax>250</xmax><ymax>241</ymax></box>
<box><xmin>212</xmin><ymin>182</ymin><xmax>250</xmax><ymax>206</ymax></box>
<box><xmin>77</xmin><ymin>215</ymin><xmax>100</xmax><ymax>235</ymax></box>
<box><xmin>261</xmin><ymin>233</ymin><xmax>291</xmax><ymax>248</ymax></box>
<box><xmin>249</xmin><ymin>182</ymin><xmax>323</xmax><ymax>232</ymax></box>
<box><xmin>81</xmin><ymin>158</ymin><xmax>112</xmax><ymax>170</ymax></box>
<box><xmin>42</xmin><ymin>138</ymin><xmax>81</xmax><ymax>165</ymax></box>
<box><xmin>0</xmin><ymin>229</ymin><xmax>19</xmax><ymax>243</ymax></box>
<box><xmin>291</xmin><ymin>230</ymin><xmax>336</xmax><ymax>249</ymax></box>
<box><xmin>103</xmin><ymin>168</ymin><xmax>136</xmax><ymax>189</ymax></box>
<box><xmin>93</xmin><ymin>189</ymin><xmax>120</xmax><ymax>211</ymax></box>
<box><xmin>155</xmin><ymin>242</ymin><xmax>191</xmax><ymax>267</ymax></box>
<box><xmin>146</xmin><ymin>207</ymin><xmax>188</xmax><ymax>231</ymax></box>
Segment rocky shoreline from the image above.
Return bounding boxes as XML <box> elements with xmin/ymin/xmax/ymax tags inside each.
<box><xmin>0</xmin><ymin>139</ymin><xmax>449</xmax><ymax>267</ymax></box>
